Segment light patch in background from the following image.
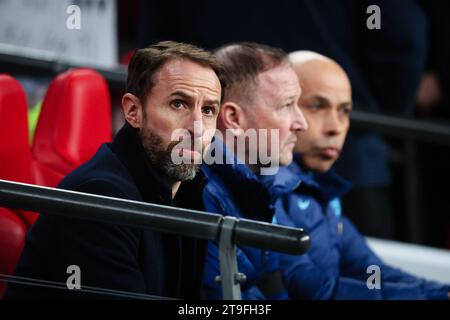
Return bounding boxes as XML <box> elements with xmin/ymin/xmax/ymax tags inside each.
<box><xmin>0</xmin><ymin>0</ymin><xmax>117</xmax><ymax>67</ymax></box>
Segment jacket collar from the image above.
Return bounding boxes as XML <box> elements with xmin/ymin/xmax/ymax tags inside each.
<box><xmin>292</xmin><ymin>154</ymin><xmax>352</xmax><ymax>202</ymax></box>
<box><xmin>202</xmin><ymin>139</ymin><xmax>301</xmax><ymax>221</ymax></box>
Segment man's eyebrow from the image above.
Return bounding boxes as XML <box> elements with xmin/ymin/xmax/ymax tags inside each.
<box><xmin>170</xmin><ymin>90</ymin><xmax>220</xmax><ymax>106</ymax></box>
<box><xmin>286</xmin><ymin>95</ymin><xmax>297</xmax><ymax>102</ymax></box>
<box><xmin>204</xmin><ymin>98</ymin><xmax>221</xmax><ymax>107</ymax></box>
<box><xmin>310</xmin><ymin>95</ymin><xmax>329</xmax><ymax>104</ymax></box>
<box><xmin>339</xmin><ymin>101</ymin><xmax>353</xmax><ymax>109</ymax></box>
<box><xmin>169</xmin><ymin>91</ymin><xmax>195</xmax><ymax>101</ymax></box>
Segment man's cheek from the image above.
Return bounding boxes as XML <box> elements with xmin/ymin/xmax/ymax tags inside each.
<box><xmin>201</xmin><ymin>138</ymin><xmax>213</xmax><ymax>154</ymax></box>
<box><xmin>203</xmin><ymin>127</ymin><xmax>217</xmax><ymax>145</ymax></box>
<box><xmin>204</xmin><ymin>118</ymin><xmax>218</xmax><ymax>132</ymax></box>
<box><xmin>164</xmin><ymin>132</ymin><xmax>182</xmax><ymax>152</ymax></box>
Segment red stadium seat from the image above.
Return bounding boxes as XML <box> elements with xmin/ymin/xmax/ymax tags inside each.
<box><xmin>0</xmin><ymin>75</ymin><xmax>34</xmax><ymax>184</ymax></box>
<box><xmin>0</xmin><ymin>209</ymin><xmax>27</xmax><ymax>298</ymax></box>
<box><xmin>32</xmin><ymin>68</ymin><xmax>112</xmax><ymax>187</ymax></box>
<box><xmin>0</xmin><ymin>74</ymin><xmax>33</xmax><ymax>297</ymax></box>
<box><xmin>0</xmin><ymin>70</ymin><xmax>112</xmax><ymax>296</ymax></box>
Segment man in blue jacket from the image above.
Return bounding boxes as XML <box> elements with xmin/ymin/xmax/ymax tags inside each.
<box><xmin>201</xmin><ymin>43</ymin><xmax>308</xmax><ymax>299</ymax></box>
<box><xmin>6</xmin><ymin>41</ymin><xmax>223</xmax><ymax>299</ymax></box>
<box><xmin>274</xmin><ymin>50</ymin><xmax>450</xmax><ymax>299</ymax></box>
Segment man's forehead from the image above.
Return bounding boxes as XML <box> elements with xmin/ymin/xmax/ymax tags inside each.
<box><xmin>259</xmin><ymin>65</ymin><xmax>298</xmax><ymax>85</ymax></box>
<box><xmin>301</xmin><ymin>71</ymin><xmax>351</xmax><ymax>100</ymax></box>
<box><xmin>297</xmin><ymin>59</ymin><xmax>350</xmax><ymax>90</ymax></box>
<box><xmin>155</xmin><ymin>59</ymin><xmax>221</xmax><ymax>93</ymax></box>
<box><xmin>258</xmin><ymin>65</ymin><xmax>300</xmax><ymax>98</ymax></box>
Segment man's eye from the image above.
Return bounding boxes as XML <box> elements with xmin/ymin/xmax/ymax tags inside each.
<box><xmin>203</xmin><ymin>106</ymin><xmax>216</xmax><ymax>116</ymax></box>
<box><xmin>340</xmin><ymin>107</ymin><xmax>352</xmax><ymax>116</ymax></box>
<box><xmin>284</xmin><ymin>102</ymin><xmax>295</xmax><ymax>108</ymax></box>
<box><xmin>171</xmin><ymin>100</ymin><xmax>185</xmax><ymax>109</ymax></box>
<box><xmin>344</xmin><ymin>107</ymin><xmax>352</xmax><ymax>115</ymax></box>
<box><xmin>308</xmin><ymin>102</ymin><xmax>322</xmax><ymax>111</ymax></box>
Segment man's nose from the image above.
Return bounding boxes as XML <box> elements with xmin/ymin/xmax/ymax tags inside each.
<box><xmin>292</xmin><ymin>106</ymin><xmax>309</xmax><ymax>132</ymax></box>
<box><xmin>324</xmin><ymin>111</ymin><xmax>343</xmax><ymax>136</ymax></box>
<box><xmin>186</xmin><ymin>109</ymin><xmax>204</xmax><ymax>139</ymax></box>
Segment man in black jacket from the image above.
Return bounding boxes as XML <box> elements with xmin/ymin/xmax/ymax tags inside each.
<box><xmin>6</xmin><ymin>41</ymin><xmax>223</xmax><ymax>299</ymax></box>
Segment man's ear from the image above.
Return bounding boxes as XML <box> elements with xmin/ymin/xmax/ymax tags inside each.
<box><xmin>219</xmin><ymin>101</ymin><xmax>247</xmax><ymax>132</ymax></box>
<box><xmin>122</xmin><ymin>93</ymin><xmax>144</xmax><ymax>129</ymax></box>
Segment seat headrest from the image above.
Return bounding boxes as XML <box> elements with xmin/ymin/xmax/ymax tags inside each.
<box><xmin>0</xmin><ymin>74</ymin><xmax>33</xmax><ymax>183</ymax></box>
<box><xmin>32</xmin><ymin>68</ymin><xmax>112</xmax><ymax>175</ymax></box>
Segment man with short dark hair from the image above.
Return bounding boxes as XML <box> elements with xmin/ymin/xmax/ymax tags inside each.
<box><xmin>6</xmin><ymin>41</ymin><xmax>223</xmax><ymax>299</ymax></box>
<box><xmin>201</xmin><ymin>42</ymin><xmax>308</xmax><ymax>299</ymax></box>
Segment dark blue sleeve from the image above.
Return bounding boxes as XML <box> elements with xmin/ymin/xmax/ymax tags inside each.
<box><xmin>340</xmin><ymin>216</ymin><xmax>450</xmax><ymax>300</ymax></box>
<box><xmin>275</xmin><ymin>206</ymin><xmax>339</xmax><ymax>299</ymax></box>
<box><xmin>277</xmin><ymin>206</ymin><xmax>449</xmax><ymax>300</ymax></box>
<box><xmin>201</xmin><ymin>188</ymin><xmax>266</xmax><ymax>300</ymax></box>
<box><xmin>280</xmin><ymin>250</ymin><xmax>338</xmax><ymax>299</ymax></box>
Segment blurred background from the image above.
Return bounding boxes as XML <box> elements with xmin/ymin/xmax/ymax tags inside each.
<box><xmin>1</xmin><ymin>0</ymin><xmax>450</xmax><ymax>250</ymax></box>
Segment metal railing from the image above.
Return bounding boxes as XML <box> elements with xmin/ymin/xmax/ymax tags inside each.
<box><xmin>0</xmin><ymin>179</ymin><xmax>311</xmax><ymax>299</ymax></box>
<box><xmin>350</xmin><ymin>110</ymin><xmax>450</xmax><ymax>146</ymax></box>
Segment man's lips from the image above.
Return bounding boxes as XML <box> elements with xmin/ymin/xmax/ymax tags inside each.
<box><xmin>318</xmin><ymin>147</ymin><xmax>340</xmax><ymax>159</ymax></box>
<box><xmin>285</xmin><ymin>138</ymin><xmax>297</xmax><ymax>147</ymax></box>
<box><xmin>177</xmin><ymin>148</ymin><xmax>202</xmax><ymax>158</ymax></box>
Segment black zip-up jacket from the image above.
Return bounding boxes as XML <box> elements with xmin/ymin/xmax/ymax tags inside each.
<box><xmin>5</xmin><ymin>123</ymin><xmax>208</xmax><ymax>299</ymax></box>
